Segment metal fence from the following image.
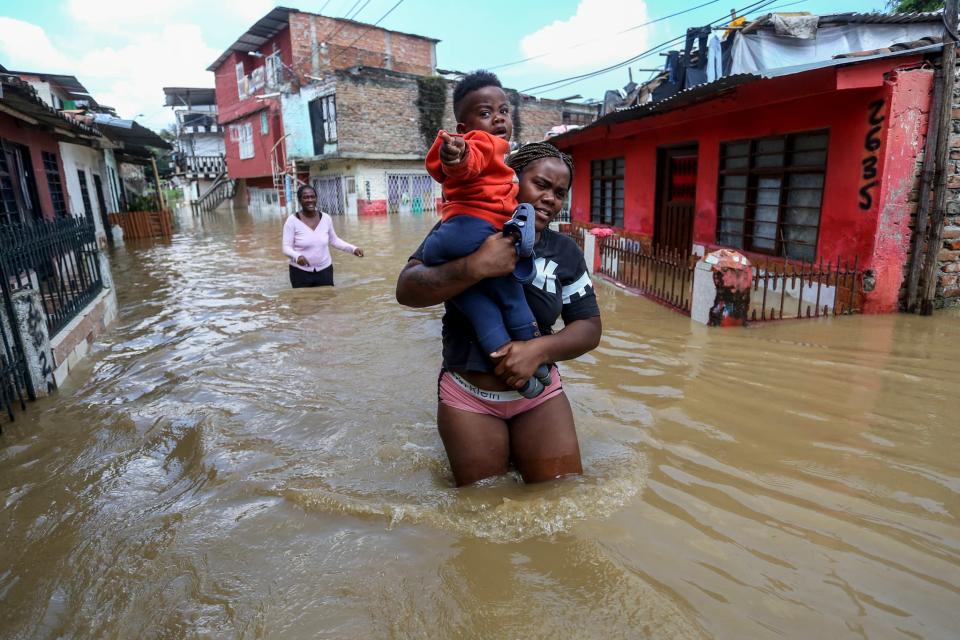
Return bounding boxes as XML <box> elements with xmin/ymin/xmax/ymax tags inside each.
<box><xmin>0</xmin><ymin>307</ymin><xmax>29</xmax><ymax>425</ymax></box>
<box><xmin>598</xmin><ymin>234</ymin><xmax>696</xmax><ymax>314</ymax></box>
<box><xmin>387</xmin><ymin>174</ymin><xmax>436</xmax><ymax>214</ymax></box>
<box><xmin>749</xmin><ymin>257</ymin><xmax>862</xmax><ymax>321</ymax></box>
<box><xmin>0</xmin><ymin>216</ymin><xmax>103</xmax><ymax>338</ymax></box>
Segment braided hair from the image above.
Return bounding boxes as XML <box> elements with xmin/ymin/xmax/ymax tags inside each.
<box><xmin>296</xmin><ymin>184</ymin><xmax>315</xmax><ymax>201</ymax></box>
<box><xmin>507</xmin><ymin>142</ymin><xmax>574</xmax><ymax>181</ymax></box>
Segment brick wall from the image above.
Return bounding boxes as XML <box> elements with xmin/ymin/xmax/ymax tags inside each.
<box><xmin>335</xmin><ymin>69</ymin><xmax>424</xmax><ymax>156</ymax></box>
<box><xmin>288</xmin><ymin>13</ymin><xmax>435</xmax><ymax>81</ymax></box>
<box><xmin>514</xmin><ymin>95</ymin><xmax>598</xmax><ymax>145</ymax></box>
<box><xmin>939</xmin><ymin>62</ymin><xmax>960</xmax><ymax>306</ymax></box>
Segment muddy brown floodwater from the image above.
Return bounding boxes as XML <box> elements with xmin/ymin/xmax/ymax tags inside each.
<box><xmin>0</xmin><ymin>208</ymin><xmax>958</xmax><ymax>639</ymax></box>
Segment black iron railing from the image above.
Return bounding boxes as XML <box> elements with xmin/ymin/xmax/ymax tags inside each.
<box><xmin>0</xmin><ymin>217</ymin><xmax>103</xmax><ymax>338</ymax></box>
<box><xmin>598</xmin><ymin>234</ymin><xmax>696</xmax><ymax>314</ymax></box>
<box><xmin>191</xmin><ymin>172</ymin><xmax>236</xmax><ymax>215</ymax></box>
<box><xmin>0</xmin><ymin>308</ymin><xmax>29</xmax><ymax>425</ymax></box>
<box><xmin>749</xmin><ymin>257</ymin><xmax>863</xmax><ymax>321</ymax></box>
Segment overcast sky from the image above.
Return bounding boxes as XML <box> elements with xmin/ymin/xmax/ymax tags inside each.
<box><xmin>1</xmin><ymin>0</ymin><xmax>886</xmax><ymax>132</ymax></box>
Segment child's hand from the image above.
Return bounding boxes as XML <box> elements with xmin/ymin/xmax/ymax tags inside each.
<box><xmin>439</xmin><ymin>131</ymin><xmax>466</xmax><ymax>165</ymax></box>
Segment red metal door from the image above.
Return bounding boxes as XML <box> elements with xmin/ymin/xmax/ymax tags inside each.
<box><xmin>654</xmin><ymin>145</ymin><xmax>697</xmax><ymax>254</ymax></box>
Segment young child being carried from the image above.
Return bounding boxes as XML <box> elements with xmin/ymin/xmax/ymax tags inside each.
<box><xmin>423</xmin><ymin>70</ymin><xmax>550</xmax><ymax>398</ymax></box>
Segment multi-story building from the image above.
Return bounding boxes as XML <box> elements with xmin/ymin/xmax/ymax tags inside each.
<box><xmin>163</xmin><ymin>87</ymin><xmax>226</xmax><ymax>206</ymax></box>
<box><xmin>208</xmin><ymin>7</ymin><xmax>597</xmax><ymax>215</ymax></box>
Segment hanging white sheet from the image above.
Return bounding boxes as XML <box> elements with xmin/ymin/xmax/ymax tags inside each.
<box><xmin>730</xmin><ymin>23</ymin><xmax>942</xmax><ymax>75</ymax></box>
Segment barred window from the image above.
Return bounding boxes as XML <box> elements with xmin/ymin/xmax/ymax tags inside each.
<box><xmin>717</xmin><ymin>130</ymin><xmax>828</xmax><ymax>261</ymax></box>
<box><xmin>77</xmin><ymin>169</ymin><xmax>93</xmax><ymax>220</ymax></box>
<box><xmin>0</xmin><ymin>148</ymin><xmax>19</xmax><ymax>227</ymax></box>
<box><xmin>309</xmin><ymin>94</ymin><xmax>337</xmax><ymax>155</ymax></box>
<box><xmin>42</xmin><ymin>152</ymin><xmax>67</xmax><ymax>217</ymax></box>
<box><xmin>590</xmin><ymin>157</ymin><xmax>624</xmax><ymax>227</ymax></box>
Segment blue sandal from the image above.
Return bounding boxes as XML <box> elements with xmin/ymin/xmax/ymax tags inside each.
<box><xmin>504</xmin><ymin>203</ymin><xmax>537</xmax><ymax>284</ymax></box>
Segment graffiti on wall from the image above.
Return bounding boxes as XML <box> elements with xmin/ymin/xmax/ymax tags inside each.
<box><xmin>25</xmin><ymin>299</ymin><xmax>55</xmax><ymax>393</ymax></box>
<box><xmin>859</xmin><ymin>99</ymin><xmax>885</xmax><ymax>211</ymax></box>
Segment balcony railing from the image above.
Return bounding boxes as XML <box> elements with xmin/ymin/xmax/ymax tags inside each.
<box><xmin>179</xmin><ymin>155</ymin><xmax>226</xmax><ymax>177</ymax></box>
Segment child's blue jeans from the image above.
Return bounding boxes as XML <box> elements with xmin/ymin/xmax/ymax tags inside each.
<box><xmin>422</xmin><ymin>215</ymin><xmax>539</xmax><ymax>354</ymax></box>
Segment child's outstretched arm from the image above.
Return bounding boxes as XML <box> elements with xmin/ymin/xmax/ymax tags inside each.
<box><xmin>425</xmin><ymin>130</ymin><xmax>495</xmax><ymax>182</ymax></box>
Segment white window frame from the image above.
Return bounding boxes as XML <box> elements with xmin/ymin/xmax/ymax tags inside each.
<box><xmin>236</xmin><ymin>62</ymin><xmax>246</xmax><ymax>99</ymax></box>
<box><xmin>260</xmin><ymin>111</ymin><xmax>269</xmax><ymax>135</ymax></box>
<box><xmin>265</xmin><ymin>50</ymin><xmax>282</xmax><ymax>87</ymax></box>
<box><xmin>321</xmin><ymin>94</ymin><xmax>337</xmax><ymax>142</ymax></box>
<box><xmin>238</xmin><ymin>122</ymin><xmax>254</xmax><ymax>159</ymax></box>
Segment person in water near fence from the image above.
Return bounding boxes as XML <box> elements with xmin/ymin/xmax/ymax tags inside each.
<box><xmin>282</xmin><ymin>185</ymin><xmax>363</xmax><ymax>288</ymax></box>
<box><xmin>421</xmin><ymin>70</ymin><xmax>552</xmax><ymax>399</ymax></box>
<box><xmin>396</xmin><ymin>142</ymin><xmax>602</xmax><ymax>486</ymax></box>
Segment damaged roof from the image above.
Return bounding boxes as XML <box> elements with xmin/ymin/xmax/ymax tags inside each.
<box><xmin>0</xmin><ymin>72</ymin><xmax>102</xmax><ymax>138</ymax></box>
<box><xmin>90</xmin><ymin>114</ymin><xmax>171</xmax><ymax>150</ymax></box>
<box><xmin>552</xmin><ymin>43</ymin><xmax>943</xmax><ymax>144</ymax></box>
<box><xmin>5</xmin><ymin>70</ymin><xmax>102</xmax><ymax>108</ymax></box>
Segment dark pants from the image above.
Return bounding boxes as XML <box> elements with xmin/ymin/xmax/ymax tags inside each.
<box><xmin>289</xmin><ymin>264</ymin><xmax>334</xmax><ymax>288</ymax></box>
<box><xmin>422</xmin><ymin>216</ymin><xmax>538</xmax><ymax>354</ymax></box>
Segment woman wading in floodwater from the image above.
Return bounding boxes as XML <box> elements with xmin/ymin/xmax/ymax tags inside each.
<box><xmin>282</xmin><ymin>185</ymin><xmax>363</xmax><ymax>288</ymax></box>
<box><xmin>396</xmin><ymin>143</ymin><xmax>602</xmax><ymax>486</ymax></box>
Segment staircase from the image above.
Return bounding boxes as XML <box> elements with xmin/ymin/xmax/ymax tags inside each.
<box><xmin>190</xmin><ymin>171</ymin><xmax>236</xmax><ymax>215</ymax></box>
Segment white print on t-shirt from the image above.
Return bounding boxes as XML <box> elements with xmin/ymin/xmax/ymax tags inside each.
<box><xmin>561</xmin><ymin>271</ymin><xmax>593</xmax><ymax>304</ymax></box>
<box><xmin>532</xmin><ymin>257</ymin><xmax>558</xmax><ymax>294</ymax></box>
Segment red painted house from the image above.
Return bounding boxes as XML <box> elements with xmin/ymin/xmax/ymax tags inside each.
<box><xmin>0</xmin><ymin>72</ymin><xmax>101</xmax><ymax>226</ymax></box>
<box><xmin>553</xmin><ymin>45</ymin><xmax>950</xmax><ymax>313</ymax></box>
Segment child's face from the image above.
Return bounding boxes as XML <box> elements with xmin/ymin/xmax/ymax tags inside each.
<box><xmin>456</xmin><ymin>86</ymin><xmax>513</xmax><ymax>141</ymax></box>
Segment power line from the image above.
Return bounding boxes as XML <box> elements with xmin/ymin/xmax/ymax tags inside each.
<box><xmin>489</xmin><ymin>0</ymin><xmax>720</xmax><ymax>71</ymax></box>
<box><xmin>328</xmin><ymin>0</ymin><xmax>408</xmax><ymax>67</ymax></box>
<box><xmin>519</xmin><ymin>0</ymin><xmax>783</xmax><ymax>95</ymax></box>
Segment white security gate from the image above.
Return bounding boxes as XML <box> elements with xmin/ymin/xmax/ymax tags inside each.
<box><xmin>387</xmin><ymin>173</ymin><xmax>436</xmax><ymax>215</ymax></box>
<box><xmin>312</xmin><ymin>176</ymin><xmax>344</xmax><ymax>215</ymax></box>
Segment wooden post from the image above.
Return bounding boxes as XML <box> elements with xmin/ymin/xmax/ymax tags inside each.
<box><xmin>905</xmin><ymin>62</ymin><xmax>946</xmax><ymax>310</ymax></box>
<box><xmin>151</xmin><ymin>156</ymin><xmax>166</xmax><ymax>211</ymax></box>
<box><xmin>919</xmin><ymin>0</ymin><xmax>958</xmax><ymax>314</ymax></box>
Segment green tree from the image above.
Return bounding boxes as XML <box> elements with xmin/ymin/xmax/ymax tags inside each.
<box><xmin>886</xmin><ymin>0</ymin><xmax>944</xmax><ymax>11</ymax></box>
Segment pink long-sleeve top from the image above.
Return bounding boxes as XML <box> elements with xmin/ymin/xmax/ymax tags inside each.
<box><xmin>282</xmin><ymin>213</ymin><xmax>357</xmax><ymax>272</ymax></box>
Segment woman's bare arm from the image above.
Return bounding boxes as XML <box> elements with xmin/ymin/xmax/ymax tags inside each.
<box><xmin>395</xmin><ymin>233</ymin><xmax>517</xmax><ymax>308</ymax></box>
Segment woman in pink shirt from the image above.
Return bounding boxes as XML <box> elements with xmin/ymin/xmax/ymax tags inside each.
<box><xmin>282</xmin><ymin>185</ymin><xmax>364</xmax><ymax>288</ymax></box>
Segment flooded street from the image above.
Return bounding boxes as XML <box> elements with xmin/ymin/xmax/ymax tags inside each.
<box><xmin>1</xmin><ymin>209</ymin><xmax>957</xmax><ymax>639</ymax></box>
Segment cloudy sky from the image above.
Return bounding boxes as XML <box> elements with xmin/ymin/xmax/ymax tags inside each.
<box><xmin>1</xmin><ymin>0</ymin><xmax>884</xmax><ymax>132</ymax></box>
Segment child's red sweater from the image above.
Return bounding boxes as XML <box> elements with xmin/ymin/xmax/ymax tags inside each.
<box><xmin>425</xmin><ymin>129</ymin><xmax>518</xmax><ymax>228</ymax></box>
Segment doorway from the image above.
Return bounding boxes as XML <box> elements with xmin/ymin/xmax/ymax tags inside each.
<box><xmin>654</xmin><ymin>145</ymin><xmax>697</xmax><ymax>254</ymax></box>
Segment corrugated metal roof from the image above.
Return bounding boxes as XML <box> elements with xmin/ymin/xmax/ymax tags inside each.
<box><xmin>553</xmin><ymin>43</ymin><xmax>943</xmax><ymax>144</ymax></box>
<box><xmin>0</xmin><ymin>73</ymin><xmax>102</xmax><ymax>138</ymax></box>
<box><xmin>163</xmin><ymin>87</ymin><xmax>217</xmax><ymax>107</ymax></box>
<box><xmin>4</xmin><ymin>70</ymin><xmax>101</xmax><ymax>108</ymax></box>
<box><xmin>207</xmin><ymin>7</ymin><xmax>296</xmax><ymax>72</ymax></box>
<box><xmin>91</xmin><ymin>114</ymin><xmax>171</xmax><ymax>150</ymax></box>
<box><xmin>819</xmin><ymin>11</ymin><xmax>943</xmax><ymax>25</ymax></box>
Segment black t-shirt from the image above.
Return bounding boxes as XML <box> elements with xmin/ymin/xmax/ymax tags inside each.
<box><xmin>411</xmin><ymin>224</ymin><xmax>601</xmax><ymax>373</ymax></box>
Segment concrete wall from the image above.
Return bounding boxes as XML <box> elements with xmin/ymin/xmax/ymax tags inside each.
<box><xmin>59</xmin><ymin>141</ymin><xmax>110</xmax><ymax>243</ymax></box>
<box><xmin>0</xmin><ymin>111</ymin><xmax>64</xmax><ymax>222</ymax></box>
<box><xmin>281</xmin><ymin>78</ymin><xmax>337</xmax><ymax>159</ymax></box>
<box><xmin>556</xmin><ymin>56</ymin><xmax>933</xmax><ymax>313</ymax></box>
<box><xmin>306</xmin><ymin>157</ymin><xmax>433</xmax><ymax>215</ymax></box>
